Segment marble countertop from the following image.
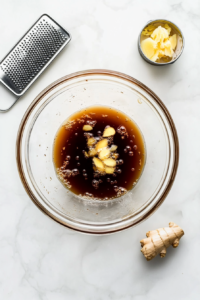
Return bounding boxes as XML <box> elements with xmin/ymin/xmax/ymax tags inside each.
<box><xmin>0</xmin><ymin>0</ymin><xmax>200</xmax><ymax>299</ymax></box>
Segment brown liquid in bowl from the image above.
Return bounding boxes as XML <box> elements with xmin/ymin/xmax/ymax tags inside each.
<box><xmin>53</xmin><ymin>106</ymin><xmax>146</xmax><ymax>200</ymax></box>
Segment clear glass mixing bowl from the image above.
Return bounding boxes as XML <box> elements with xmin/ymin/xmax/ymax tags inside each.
<box><xmin>16</xmin><ymin>70</ymin><xmax>179</xmax><ymax>234</ymax></box>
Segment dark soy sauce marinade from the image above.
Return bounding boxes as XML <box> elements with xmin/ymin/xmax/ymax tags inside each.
<box><xmin>53</xmin><ymin>106</ymin><xmax>146</xmax><ymax>200</ymax></box>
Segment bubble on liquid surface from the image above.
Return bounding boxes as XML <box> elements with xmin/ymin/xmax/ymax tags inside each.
<box><xmin>84</xmin><ymin>132</ymin><xmax>93</xmax><ymax>138</ymax></box>
<box><xmin>85</xmin><ymin>192</ymin><xmax>93</xmax><ymax>198</ymax></box>
<box><xmin>118</xmin><ymin>159</ymin><xmax>124</xmax><ymax>165</ymax></box>
<box><xmin>63</xmin><ymin>169</ymin><xmax>71</xmax><ymax>178</ymax></box>
<box><xmin>117</xmin><ymin>125</ymin><xmax>126</xmax><ymax>134</ymax></box>
<box><xmin>72</xmin><ymin>169</ymin><xmax>79</xmax><ymax>176</ymax></box>
<box><xmin>86</xmin><ymin>120</ymin><xmax>97</xmax><ymax>127</ymax></box>
<box><xmin>92</xmin><ymin>179</ymin><xmax>99</xmax><ymax>189</ymax></box>
<box><xmin>117</xmin><ymin>187</ymin><xmax>127</xmax><ymax>196</ymax></box>
<box><xmin>114</xmin><ymin>185</ymin><xmax>119</xmax><ymax>192</ymax></box>
<box><xmin>64</xmin><ymin>160</ymin><xmax>69</xmax><ymax>167</ymax></box>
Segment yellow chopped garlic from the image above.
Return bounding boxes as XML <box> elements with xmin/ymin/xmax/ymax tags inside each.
<box><xmin>141</xmin><ymin>25</ymin><xmax>177</xmax><ymax>62</ymax></box>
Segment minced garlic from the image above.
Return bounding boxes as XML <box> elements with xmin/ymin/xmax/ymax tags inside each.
<box><xmin>141</xmin><ymin>24</ymin><xmax>177</xmax><ymax>62</ymax></box>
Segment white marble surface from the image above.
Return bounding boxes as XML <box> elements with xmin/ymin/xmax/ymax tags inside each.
<box><xmin>0</xmin><ymin>0</ymin><xmax>200</xmax><ymax>299</ymax></box>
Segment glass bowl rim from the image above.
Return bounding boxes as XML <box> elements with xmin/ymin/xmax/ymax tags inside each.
<box><xmin>16</xmin><ymin>69</ymin><xmax>179</xmax><ymax>234</ymax></box>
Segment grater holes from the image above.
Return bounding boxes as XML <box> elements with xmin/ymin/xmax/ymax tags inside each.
<box><xmin>1</xmin><ymin>18</ymin><xmax>69</xmax><ymax>92</ymax></box>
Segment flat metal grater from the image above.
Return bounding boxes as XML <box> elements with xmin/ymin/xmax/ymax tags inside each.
<box><xmin>0</xmin><ymin>14</ymin><xmax>71</xmax><ymax>112</ymax></box>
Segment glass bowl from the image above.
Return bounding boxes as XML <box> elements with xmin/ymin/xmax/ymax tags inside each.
<box><xmin>16</xmin><ymin>70</ymin><xmax>179</xmax><ymax>234</ymax></box>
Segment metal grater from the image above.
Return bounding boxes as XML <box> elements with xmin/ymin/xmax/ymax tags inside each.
<box><xmin>0</xmin><ymin>14</ymin><xmax>71</xmax><ymax>111</ymax></box>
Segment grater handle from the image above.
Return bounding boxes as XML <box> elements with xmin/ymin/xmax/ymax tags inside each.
<box><xmin>0</xmin><ymin>78</ymin><xmax>19</xmax><ymax>112</ymax></box>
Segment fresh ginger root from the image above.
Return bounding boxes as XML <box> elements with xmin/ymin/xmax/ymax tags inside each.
<box><xmin>140</xmin><ymin>222</ymin><xmax>184</xmax><ymax>261</ymax></box>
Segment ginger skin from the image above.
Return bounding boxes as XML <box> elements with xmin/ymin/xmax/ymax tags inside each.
<box><xmin>140</xmin><ymin>222</ymin><xmax>184</xmax><ymax>261</ymax></box>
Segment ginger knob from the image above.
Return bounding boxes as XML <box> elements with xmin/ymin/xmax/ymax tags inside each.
<box><xmin>140</xmin><ymin>222</ymin><xmax>184</xmax><ymax>261</ymax></box>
